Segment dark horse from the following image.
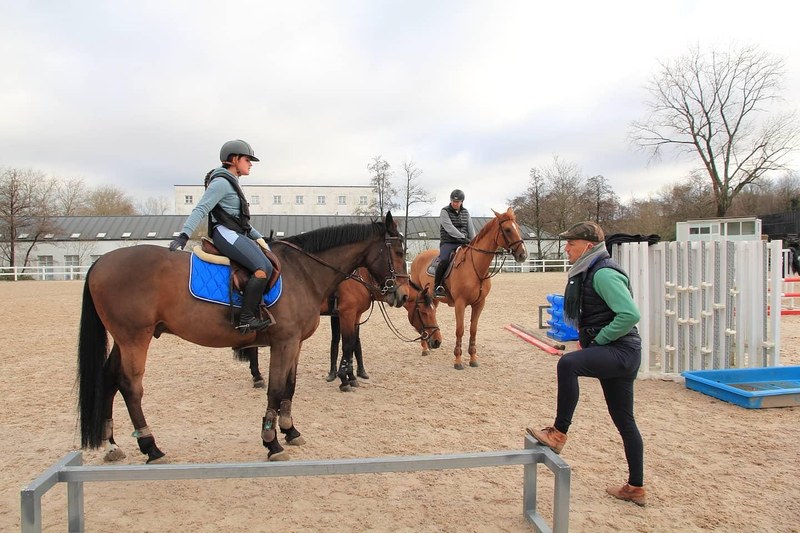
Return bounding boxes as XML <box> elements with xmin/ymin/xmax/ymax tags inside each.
<box><xmin>240</xmin><ymin>269</ymin><xmax>443</xmax><ymax>391</ymax></box>
<box><xmin>77</xmin><ymin>213</ymin><xmax>407</xmax><ymax>462</ymax></box>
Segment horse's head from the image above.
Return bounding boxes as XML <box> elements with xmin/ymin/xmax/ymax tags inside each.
<box><xmin>405</xmin><ymin>281</ymin><xmax>441</xmax><ymax>349</ymax></box>
<box><xmin>491</xmin><ymin>207</ymin><xmax>528</xmax><ymax>263</ymax></box>
<box><xmin>363</xmin><ymin>211</ymin><xmax>409</xmax><ymax>308</ymax></box>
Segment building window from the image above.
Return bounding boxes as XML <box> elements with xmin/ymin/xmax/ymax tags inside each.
<box><xmin>250</xmin><ymin>195</ymin><xmax>260</xmax><ymax>205</ymax></box>
<box><xmin>184</xmin><ymin>195</ymin><xmax>193</xmax><ymax>205</ymax></box>
<box><xmin>65</xmin><ymin>255</ymin><xmax>80</xmax><ymax>280</ymax></box>
<box><xmin>96</xmin><ymin>232</ymin><xmax>107</xmax><ymax>238</ymax></box>
<box><xmin>273</xmin><ymin>195</ymin><xmax>282</xmax><ymax>205</ymax></box>
<box><xmin>338</xmin><ymin>195</ymin><xmax>346</xmax><ymax>205</ymax></box>
<box><xmin>38</xmin><ymin>255</ymin><xmax>54</xmax><ymax>280</ymax></box>
<box><xmin>317</xmin><ymin>195</ymin><xmax>326</xmax><ymax>205</ymax></box>
<box><xmin>70</xmin><ymin>233</ymin><xmax>80</xmax><ymax>239</ymax></box>
<box><xmin>44</xmin><ymin>233</ymin><xmax>54</xmax><ymax>239</ymax></box>
<box><xmin>296</xmin><ymin>195</ymin><xmax>304</xmax><ymax>205</ymax></box>
<box><xmin>147</xmin><ymin>232</ymin><xmax>157</xmax><ymax>238</ymax></box>
<box><xmin>359</xmin><ymin>196</ymin><xmax>368</xmax><ymax>205</ymax></box>
<box><xmin>18</xmin><ymin>233</ymin><xmax>29</xmax><ymax>239</ymax></box>
<box><xmin>121</xmin><ymin>232</ymin><xmax>132</xmax><ymax>239</ymax></box>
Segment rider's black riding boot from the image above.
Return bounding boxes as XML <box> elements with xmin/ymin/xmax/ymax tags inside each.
<box><xmin>434</xmin><ymin>260</ymin><xmax>448</xmax><ymax>297</ymax></box>
<box><xmin>239</xmin><ymin>275</ymin><xmax>272</xmax><ymax>333</ymax></box>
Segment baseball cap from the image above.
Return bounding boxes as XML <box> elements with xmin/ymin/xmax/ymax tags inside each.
<box><xmin>559</xmin><ymin>221</ymin><xmax>605</xmax><ymax>242</ymax></box>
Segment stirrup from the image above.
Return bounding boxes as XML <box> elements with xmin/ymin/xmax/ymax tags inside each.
<box><xmin>434</xmin><ymin>285</ymin><xmax>447</xmax><ymax>297</ymax></box>
<box><xmin>236</xmin><ymin>316</ymin><xmax>272</xmax><ymax>334</ymax></box>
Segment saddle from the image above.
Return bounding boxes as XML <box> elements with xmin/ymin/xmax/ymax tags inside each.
<box><xmin>195</xmin><ymin>237</ymin><xmax>282</xmax><ymax>293</ymax></box>
<box><xmin>426</xmin><ymin>248</ymin><xmax>462</xmax><ymax>279</ymax></box>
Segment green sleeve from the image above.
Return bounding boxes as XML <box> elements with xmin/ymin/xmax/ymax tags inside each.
<box><xmin>591</xmin><ymin>268</ymin><xmax>640</xmax><ymax>344</ymax></box>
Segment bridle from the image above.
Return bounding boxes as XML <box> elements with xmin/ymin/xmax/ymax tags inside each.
<box><xmin>273</xmin><ymin>233</ymin><xmax>407</xmax><ymax>296</ymax></box>
<box><xmin>377</xmin><ymin>281</ymin><xmax>439</xmax><ymax>342</ymax></box>
<box><xmin>460</xmin><ymin>216</ymin><xmax>525</xmax><ymax>280</ymax></box>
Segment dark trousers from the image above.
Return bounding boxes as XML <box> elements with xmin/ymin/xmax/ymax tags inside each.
<box><xmin>211</xmin><ymin>227</ymin><xmax>272</xmax><ymax>276</ymax></box>
<box><xmin>554</xmin><ymin>335</ymin><xmax>644</xmax><ymax>486</ymax></box>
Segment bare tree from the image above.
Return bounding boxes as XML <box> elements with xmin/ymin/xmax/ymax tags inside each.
<box><xmin>509</xmin><ymin>168</ymin><xmax>549</xmax><ymax>258</ymax></box>
<box><xmin>631</xmin><ymin>44</ymin><xmax>800</xmax><ymax>217</ymax></box>
<box><xmin>138</xmin><ymin>196</ymin><xmax>172</xmax><ymax>215</ymax></box>
<box><xmin>81</xmin><ymin>185</ymin><xmax>137</xmax><ymax>215</ymax></box>
<box><xmin>542</xmin><ymin>156</ymin><xmax>585</xmax><ymax>238</ymax></box>
<box><xmin>399</xmin><ymin>160</ymin><xmax>434</xmax><ymax>256</ymax></box>
<box><xmin>583</xmin><ymin>175</ymin><xmax>620</xmax><ymax>225</ymax></box>
<box><xmin>356</xmin><ymin>156</ymin><xmax>399</xmax><ymax>216</ymax></box>
<box><xmin>54</xmin><ymin>177</ymin><xmax>88</xmax><ymax>215</ymax></box>
<box><xmin>0</xmin><ymin>167</ymin><xmax>58</xmax><ymax>267</ymax></box>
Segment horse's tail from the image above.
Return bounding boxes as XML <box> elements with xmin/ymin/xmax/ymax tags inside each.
<box><xmin>77</xmin><ymin>264</ymin><xmax>108</xmax><ymax>449</ymax></box>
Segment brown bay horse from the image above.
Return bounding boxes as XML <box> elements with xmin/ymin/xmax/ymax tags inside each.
<box><xmin>77</xmin><ymin>213</ymin><xmax>407</xmax><ymax>462</ymax></box>
<box><xmin>240</xmin><ymin>269</ymin><xmax>442</xmax><ymax>392</ymax></box>
<box><xmin>410</xmin><ymin>208</ymin><xmax>528</xmax><ymax>369</ymax></box>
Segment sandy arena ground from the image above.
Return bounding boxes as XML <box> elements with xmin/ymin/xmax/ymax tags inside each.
<box><xmin>1</xmin><ymin>273</ymin><xmax>798</xmax><ymax>532</ymax></box>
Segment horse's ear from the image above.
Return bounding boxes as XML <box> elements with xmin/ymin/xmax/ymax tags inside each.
<box><xmin>506</xmin><ymin>206</ymin><xmax>514</xmax><ymax>217</ymax></box>
<box><xmin>492</xmin><ymin>209</ymin><xmax>500</xmax><ymax>217</ymax></box>
<box><xmin>385</xmin><ymin>211</ymin><xmax>395</xmax><ymax>230</ymax></box>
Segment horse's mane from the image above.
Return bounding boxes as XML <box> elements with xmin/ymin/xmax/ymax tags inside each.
<box><xmin>281</xmin><ymin>220</ymin><xmax>385</xmax><ymax>253</ymax></box>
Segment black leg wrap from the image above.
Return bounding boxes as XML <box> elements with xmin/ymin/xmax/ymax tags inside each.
<box><xmin>280</xmin><ymin>425</ymin><xmax>302</xmax><ymax>443</ymax></box>
<box><xmin>137</xmin><ymin>436</ymin><xmax>165</xmax><ymax>463</ymax></box>
<box><xmin>263</xmin><ymin>437</ymin><xmax>285</xmax><ymax>458</ymax></box>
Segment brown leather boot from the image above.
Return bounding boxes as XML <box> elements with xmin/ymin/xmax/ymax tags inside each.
<box><xmin>606</xmin><ymin>483</ymin><xmax>647</xmax><ymax>506</ymax></box>
<box><xmin>526</xmin><ymin>426</ymin><xmax>567</xmax><ymax>454</ymax></box>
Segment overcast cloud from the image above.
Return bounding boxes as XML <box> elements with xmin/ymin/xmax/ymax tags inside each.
<box><xmin>2</xmin><ymin>0</ymin><xmax>798</xmax><ymax>216</ymax></box>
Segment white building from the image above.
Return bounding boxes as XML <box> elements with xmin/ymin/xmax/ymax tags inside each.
<box><xmin>174</xmin><ymin>184</ymin><xmax>376</xmax><ymax>216</ymax></box>
<box><xmin>676</xmin><ymin>217</ymin><xmax>762</xmax><ymax>242</ymax></box>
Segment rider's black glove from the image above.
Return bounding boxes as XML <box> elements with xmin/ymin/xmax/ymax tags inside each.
<box><xmin>169</xmin><ymin>232</ymin><xmax>189</xmax><ymax>251</ymax></box>
<box><xmin>460</xmin><ymin>238</ymin><xmax>470</xmax><ymax>245</ymax></box>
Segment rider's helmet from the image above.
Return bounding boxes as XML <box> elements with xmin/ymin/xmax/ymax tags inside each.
<box><xmin>220</xmin><ymin>139</ymin><xmax>260</xmax><ymax>162</ymax></box>
<box><xmin>450</xmin><ymin>189</ymin><xmax>465</xmax><ymax>201</ymax></box>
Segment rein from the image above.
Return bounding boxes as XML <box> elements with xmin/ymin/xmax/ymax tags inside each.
<box><xmin>461</xmin><ymin>217</ymin><xmax>521</xmax><ymax>281</ymax></box>
<box><xmin>376</xmin><ymin>279</ymin><xmax>439</xmax><ymax>343</ymax></box>
<box><xmin>272</xmin><ymin>236</ymin><xmax>404</xmax><ymax>295</ymax></box>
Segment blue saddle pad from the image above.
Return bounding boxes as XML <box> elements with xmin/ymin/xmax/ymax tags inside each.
<box><xmin>189</xmin><ymin>254</ymin><xmax>282</xmax><ymax>308</ymax></box>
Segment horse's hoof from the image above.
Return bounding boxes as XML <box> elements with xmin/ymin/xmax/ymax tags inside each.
<box><xmin>349</xmin><ymin>379</ymin><xmax>360</xmax><ymax>387</ymax></box>
<box><xmin>286</xmin><ymin>435</ymin><xmax>306</xmax><ymax>446</ymax></box>
<box><xmin>454</xmin><ymin>363</ymin><xmax>465</xmax><ymax>370</ymax></box>
<box><xmin>325</xmin><ymin>372</ymin><xmax>337</xmax><ymax>382</ymax></box>
<box><xmin>103</xmin><ymin>446</ymin><xmax>126</xmax><ymax>462</ymax></box>
<box><xmin>146</xmin><ymin>454</ymin><xmax>169</xmax><ymax>464</ymax></box>
<box><xmin>469</xmin><ymin>361</ymin><xmax>479</xmax><ymax>368</ymax></box>
<box><xmin>253</xmin><ymin>378</ymin><xmax>266</xmax><ymax>388</ymax></box>
<box><xmin>421</xmin><ymin>350</ymin><xmax>430</xmax><ymax>356</ymax></box>
<box><xmin>268</xmin><ymin>450</ymin><xmax>290</xmax><ymax>461</ymax></box>
<box><xmin>357</xmin><ymin>370</ymin><xmax>369</xmax><ymax>379</ymax></box>
<box><xmin>339</xmin><ymin>383</ymin><xmax>353</xmax><ymax>392</ymax></box>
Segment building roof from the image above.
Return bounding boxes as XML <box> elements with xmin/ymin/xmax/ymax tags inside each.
<box><xmin>15</xmin><ymin>214</ymin><xmax>557</xmax><ymax>242</ymax></box>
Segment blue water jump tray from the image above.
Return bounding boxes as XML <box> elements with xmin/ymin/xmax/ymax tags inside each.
<box><xmin>682</xmin><ymin>366</ymin><xmax>800</xmax><ymax>409</ymax></box>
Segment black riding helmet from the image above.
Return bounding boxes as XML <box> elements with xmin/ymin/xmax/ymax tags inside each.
<box><xmin>450</xmin><ymin>189</ymin><xmax>465</xmax><ymax>201</ymax></box>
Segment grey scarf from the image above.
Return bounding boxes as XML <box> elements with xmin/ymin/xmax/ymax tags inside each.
<box><xmin>563</xmin><ymin>242</ymin><xmax>610</xmax><ymax>326</ymax></box>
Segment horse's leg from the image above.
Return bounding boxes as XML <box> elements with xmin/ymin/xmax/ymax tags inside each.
<box><xmin>263</xmin><ymin>342</ymin><xmax>304</xmax><ymax>461</ymax></box>
<box><xmin>467</xmin><ymin>300</ymin><xmax>486</xmax><ymax>367</ymax></box>
<box><xmin>326</xmin><ymin>315</ymin><xmax>340</xmax><ymax>382</ymax></box>
<box><xmin>453</xmin><ymin>303</ymin><xmax>467</xmax><ymax>370</ymax></box>
<box><xmin>100</xmin><ymin>345</ymin><xmax>126</xmax><ymax>462</ymax></box>
<box><xmin>248</xmin><ymin>348</ymin><xmax>265</xmax><ymax>388</ymax></box>
<box><xmin>354</xmin><ymin>326</ymin><xmax>369</xmax><ymax>379</ymax></box>
<box><xmin>337</xmin><ymin>335</ymin><xmax>357</xmax><ymax>392</ymax></box>
<box><xmin>116</xmin><ymin>340</ymin><xmax>166</xmax><ymax>464</ymax></box>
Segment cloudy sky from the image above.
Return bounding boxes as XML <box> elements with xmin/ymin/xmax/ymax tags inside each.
<box><xmin>2</xmin><ymin>0</ymin><xmax>798</xmax><ymax>216</ymax></box>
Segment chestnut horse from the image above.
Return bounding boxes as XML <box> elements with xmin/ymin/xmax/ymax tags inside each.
<box><xmin>77</xmin><ymin>213</ymin><xmax>407</xmax><ymax>462</ymax></box>
<box><xmin>240</xmin><ymin>270</ymin><xmax>442</xmax><ymax>392</ymax></box>
<box><xmin>410</xmin><ymin>207</ymin><xmax>528</xmax><ymax>369</ymax></box>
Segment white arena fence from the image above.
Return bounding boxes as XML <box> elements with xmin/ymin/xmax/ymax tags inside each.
<box><xmin>22</xmin><ymin>439</ymin><xmax>571</xmax><ymax>533</ymax></box>
<box><xmin>0</xmin><ymin>265</ymin><xmax>91</xmax><ymax>281</ymax></box>
<box><xmin>612</xmin><ymin>240</ymin><xmax>783</xmax><ymax>377</ymax></box>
